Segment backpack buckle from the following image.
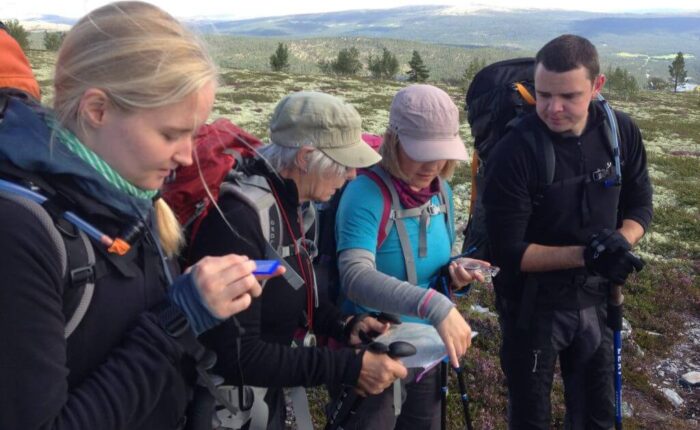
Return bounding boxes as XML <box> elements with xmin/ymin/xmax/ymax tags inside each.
<box><xmin>426</xmin><ymin>204</ymin><xmax>441</xmax><ymax>216</ymax></box>
<box><xmin>69</xmin><ymin>265</ymin><xmax>95</xmax><ymax>288</ymax></box>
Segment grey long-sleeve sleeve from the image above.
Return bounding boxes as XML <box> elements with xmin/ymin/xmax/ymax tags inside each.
<box><xmin>338</xmin><ymin>248</ymin><xmax>454</xmax><ymax>327</ymax></box>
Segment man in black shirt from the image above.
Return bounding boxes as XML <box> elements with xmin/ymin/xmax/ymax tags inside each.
<box><xmin>483</xmin><ymin>35</ymin><xmax>653</xmax><ymax>429</ymax></box>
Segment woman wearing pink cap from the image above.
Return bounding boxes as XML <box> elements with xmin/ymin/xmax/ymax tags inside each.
<box><xmin>336</xmin><ymin>84</ymin><xmax>488</xmax><ymax>429</ymax></box>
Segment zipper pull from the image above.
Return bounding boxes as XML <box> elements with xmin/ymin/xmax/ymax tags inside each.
<box><xmin>532</xmin><ymin>349</ymin><xmax>541</xmax><ymax>373</ymax></box>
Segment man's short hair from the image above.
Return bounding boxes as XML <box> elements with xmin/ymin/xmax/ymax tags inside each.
<box><xmin>535</xmin><ymin>34</ymin><xmax>600</xmax><ymax>80</ymax></box>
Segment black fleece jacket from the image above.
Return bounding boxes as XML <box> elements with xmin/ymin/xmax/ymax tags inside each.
<box><xmin>0</xmin><ymin>176</ymin><xmax>193</xmax><ymax>430</ymax></box>
<box><xmin>483</xmin><ymin>103</ymin><xmax>653</xmax><ymax>301</ymax></box>
<box><xmin>191</xmin><ymin>160</ymin><xmax>363</xmax><ymax>389</ymax></box>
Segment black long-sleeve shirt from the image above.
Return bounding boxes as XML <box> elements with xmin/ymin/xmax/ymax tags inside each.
<box><xmin>483</xmin><ymin>103</ymin><xmax>653</xmax><ymax>301</ymax></box>
<box><xmin>191</xmin><ymin>162</ymin><xmax>362</xmax><ymax>389</ymax></box>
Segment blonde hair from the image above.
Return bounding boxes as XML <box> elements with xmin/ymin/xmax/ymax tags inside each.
<box><xmin>53</xmin><ymin>1</ymin><xmax>218</xmax><ymax>256</ymax></box>
<box><xmin>379</xmin><ymin>130</ymin><xmax>457</xmax><ymax>181</ymax></box>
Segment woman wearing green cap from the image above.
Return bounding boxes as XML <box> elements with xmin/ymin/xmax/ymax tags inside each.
<box><xmin>335</xmin><ymin>84</ymin><xmax>488</xmax><ymax>429</ymax></box>
<box><xmin>189</xmin><ymin>91</ymin><xmax>408</xmax><ymax>429</ymax></box>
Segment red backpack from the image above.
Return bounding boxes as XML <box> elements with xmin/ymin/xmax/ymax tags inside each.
<box><xmin>161</xmin><ymin>118</ymin><xmax>263</xmax><ymax>247</ymax></box>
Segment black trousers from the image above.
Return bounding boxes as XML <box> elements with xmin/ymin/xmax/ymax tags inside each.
<box><xmin>499</xmin><ymin>303</ymin><xmax>615</xmax><ymax>430</ymax></box>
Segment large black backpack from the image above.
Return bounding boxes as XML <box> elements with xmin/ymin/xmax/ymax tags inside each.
<box><xmin>461</xmin><ymin>58</ymin><xmax>544</xmax><ymax>259</ymax></box>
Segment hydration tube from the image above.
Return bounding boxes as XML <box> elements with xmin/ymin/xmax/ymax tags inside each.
<box><xmin>0</xmin><ymin>178</ymin><xmax>130</xmax><ymax>255</ymax></box>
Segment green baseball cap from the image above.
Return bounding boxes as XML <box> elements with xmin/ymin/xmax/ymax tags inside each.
<box><xmin>269</xmin><ymin>91</ymin><xmax>381</xmax><ymax>168</ymax></box>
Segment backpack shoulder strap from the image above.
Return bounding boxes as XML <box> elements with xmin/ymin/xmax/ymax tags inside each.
<box><xmin>366</xmin><ymin>166</ymin><xmax>421</xmax><ymax>285</ymax></box>
<box><xmin>595</xmin><ymin>95</ymin><xmax>623</xmax><ymax>187</ymax></box>
<box><xmin>359</xmin><ymin>167</ymin><xmax>393</xmax><ymax>248</ymax></box>
<box><xmin>61</xmin><ymin>227</ymin><xmax>96</xmax><ymax>338</ymax></box>
<box><xmin>0</xmin><ymin>185</ymin><xmax>95</xmax><ymax>338</ymax></box>
<box><xmin>437</xmin><ymin>178</ymin><xmax>454</xmax><ymax>243</ymax></box>
<box><xmin>511</xmin><ymin>115</ymin><xmax>555</xmax><ymax>203</ymax></box>
<box><xmin>220</xmin><ymin>175</ymin><xmax>305</xmax><ymax>290</ymax></box>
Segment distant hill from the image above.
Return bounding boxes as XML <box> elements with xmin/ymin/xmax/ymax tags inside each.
<box><xmin>20</xmin><ymin>6</ymin><xmax>700</xmax><ymax>83</ymax></box>
<box><xmin>192</xmin><ymin>6</ymin><xmax>700</xmax><ymax>56</ymax></box>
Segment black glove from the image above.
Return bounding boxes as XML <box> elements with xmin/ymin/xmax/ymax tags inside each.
<box><xmin>584</xmin><ymin>229</ymin><xmax>645</xmax><ymax>284</ymax></box>
<box><xmin>589</xmin><ymin>228</ymin><xmax>631</xmax><ymax>255</ymax></box>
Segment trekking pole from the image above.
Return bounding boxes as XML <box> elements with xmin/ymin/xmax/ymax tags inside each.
<box><xmin>440</xmin><ymin>361</ymin><xmax>448</xmax><ymax>430</ymax></box>
<box><xmin>608</xmin><ymin>284</ymin><xmax>624</xmax><ymax>430</ymax></box>
<box><xmin>453</xmin><ymin>365</ymin><xmax>474</xmax><ymax>430</ymax></box>
<box><xmin>325</xmin><ymin>341</ymin><xmax>416</xmax><ymax>430</ymax></box>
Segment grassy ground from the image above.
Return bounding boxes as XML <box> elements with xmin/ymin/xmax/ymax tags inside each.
<box><xmin>27</xmin><ymin>50</ymin><xmax>700</xmax><ymax>429</ymax></box>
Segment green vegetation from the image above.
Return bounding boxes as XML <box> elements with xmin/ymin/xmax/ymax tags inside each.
<box><xmin>461</xmin><ymin>57</ymin><xmax>487</xmax><ymax>90</ymax></box>
<box><xmin>3</xmin><ymin>19</ymin><xmax>30</xmax><ymax>53</ymax></box>
<box><xmin>647</xmin><ymin>76</ymin><xmax>669</xmax><ymax>91</ymax></box>
<box><xmin>269</xmin><ymin>42</ymin><xmax>290</xmax><ymax>72</ymax></box>
<box><xmin>203</xmin><ymin>35</ymin><xmax>530</xmax><ymax>83</ymax></box>
<box><xmin>368</xmin><ymin>48</ymin><xmax>399</xmax><ymax>80</ymax></box>
<box><xmin>407</xmin><ymin>50</ymin><xmax>430</xmax><ymax>82</ymax></box>
<box><xmin>27</xmin><ymin>45</ymin><xmax>700</xmax><ymax>429</ymax></box>
<box><xmin>605</xmin><ymin>66</ymin><xmax>639</xmax><ymax>100</ymax></box>
<box><xmin>43</xmin><ymin>31</ymin><xmax>64</xmax><ymax>52</ymax></box>
<box><xmin>668</xmin><ymin>52</ymin><xmax>687</xmax><ymax>93</ymax></box>
<box><xmin>319</xmin><ymin>47</ymin><xmax>363</xmax><ymax>76</ymax></box>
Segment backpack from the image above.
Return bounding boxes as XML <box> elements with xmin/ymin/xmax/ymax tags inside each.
<box><xmin>161</xmin><ymin>118</ymin><xmax>263</xmax><ymax>262</ymax></box>
<box><xmin>461</xmin><ymin>58</ymin><xmax>622</xmax><ymax>260</ymax></box>
<box><xmin>0</xmin><ymin>94</ymin><xmax>95</xmax><ymax>338</ymax></box>
<box><xmin>161</xmin><ymin>118</ymin><xmax>309</xmax><ymax>288</ymax></box>
<box><xmin>0</xmin><ymin>185</ymin><xmax>96</xmax><ymax>338</ymax></box>
<box><xmin>461</xmin><ymin>58</ymin><xmax>538</xmax><ymax>260</ymax></box>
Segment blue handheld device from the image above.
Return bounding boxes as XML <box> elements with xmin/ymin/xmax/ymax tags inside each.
<box><xmin>252</xmin><ymin>260</ymin><xmax>280</xmax><ymax>275</ymax></box>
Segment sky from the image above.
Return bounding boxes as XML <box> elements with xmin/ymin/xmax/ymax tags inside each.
<box><xmin>2</xmin><ymin>0</ymin><xmax>699</xmax><ymax>20</ymax></box>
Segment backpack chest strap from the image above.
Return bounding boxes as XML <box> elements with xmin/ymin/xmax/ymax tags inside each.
<box><xmin>390</xmin><ymin>201</ymin><xmax>448</xmax><ymax>259</ymax></box>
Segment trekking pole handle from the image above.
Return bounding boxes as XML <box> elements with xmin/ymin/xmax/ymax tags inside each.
<box><xmin>368</xmin><ymin>340</ymin><xmax>417</xmax><ymax>359</ymax></box>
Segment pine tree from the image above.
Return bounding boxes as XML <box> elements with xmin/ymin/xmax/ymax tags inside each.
<box><xmin>368</xmin><ymin>48</ymin><xmax>399</xmax><ymax>80</ymax></box>
<box><xmin>461</xmin><ymin>57</ymin><xmax>486</xmax><ymax>89</ymax></box>
<box><xmin>605</xmin><ymin>66</ymin><xmax>639</xmax><ymax>101</ymax></box>
<box><xmin>407</xmin><ymin>50</ymin><xmax>429</xmax><ymax>82</ymax></box>
<box><xmin>328</xmin><ymin>47</ymin><xmax>362</xmax><ymax>76</ymax></box>
<box><xmin>668</xmin><ymin>52</ymin><xmax>687</xmax><ymax>93</ymax></box>
<box><xmin>269</xmin><ymin>42</ymin><xmax>290</xmax><ymax>72</ymax></box>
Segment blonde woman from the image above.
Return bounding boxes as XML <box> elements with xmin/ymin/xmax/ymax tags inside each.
<box><xmin>336</xmin><ymin>84</ymin><xmax>485</xmax><ymax>429</ymax></box>
<box><xmin>0</xmin><ymin>2</ymin><xmax>273</xmax><ymax>429</ymax></box>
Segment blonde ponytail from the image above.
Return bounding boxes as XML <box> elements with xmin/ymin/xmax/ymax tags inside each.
<box><xmin>154</xmin><ymin>198</ymin><xmax>184</xmax><ymax>257</ymax></box>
